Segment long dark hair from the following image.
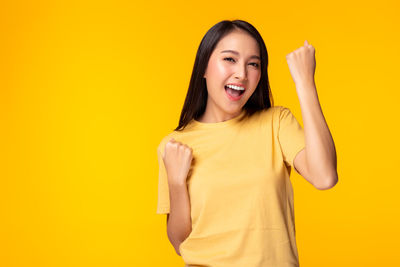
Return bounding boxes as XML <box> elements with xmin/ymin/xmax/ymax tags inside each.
<box><xmin>174</xmin><ymin>19</ymin><xmax>274</xmax><ymax>131</ymax></box>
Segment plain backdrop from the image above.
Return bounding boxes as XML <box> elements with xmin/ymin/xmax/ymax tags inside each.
<box><xmin>1</xmin><ymin>0</ymin><xmax>399</xmax><ymax>266</ymax></box>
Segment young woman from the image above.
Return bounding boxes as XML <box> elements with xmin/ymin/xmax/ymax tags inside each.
<box><xmin>156</xmin><ymin>19</ymin><xmax>338</xmax><ymax>267</ymax></box>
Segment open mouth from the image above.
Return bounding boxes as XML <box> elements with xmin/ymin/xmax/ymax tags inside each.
<box><xmin>224</xmin><ymin>85</ymin><xmax>245</xmax><ymax>97</ymax></box>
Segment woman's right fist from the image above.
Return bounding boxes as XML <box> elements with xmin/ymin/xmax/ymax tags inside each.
<box><xmin>162</xmin><ymin>138</ymin><xmax>193</xmax><ymax>186</ymax></box>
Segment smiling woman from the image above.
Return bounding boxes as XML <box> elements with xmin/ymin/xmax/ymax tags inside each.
<box><xmin>155</xmin><ymin>19</ymin><xmax>336</xmax><ymax>267</ymax></box>
<box><xmin>197</xmin><ymin>28</ymin><xmax>263</xmax><ymax>122</ymax></box>
<box><xmin>169</xmin><ymin>20</ymin><xmax>273</xmax><ymax>128</ymax></box>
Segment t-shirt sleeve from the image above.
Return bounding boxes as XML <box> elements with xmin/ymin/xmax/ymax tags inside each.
<box><xmin>156</xmin><ymin>143</ymin><xmax>170</xmax><ymax>214</ymax></box>
<box><xmin>277</xmin><ymin>106</ymin><xmax>306</xmax><ymax>169</ymax></box>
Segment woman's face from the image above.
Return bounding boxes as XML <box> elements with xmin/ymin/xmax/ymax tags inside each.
<box><xmin>203</xmin><ymin>29</ymin><xmax>261</xmax><ymax>115</ymax></box>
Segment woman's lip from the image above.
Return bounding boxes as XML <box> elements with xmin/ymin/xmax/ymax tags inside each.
<box><xmin>224</xmin><ymin>86</ymin><xmax>245</xmax><ymax>101</ymax></box>
<box><xmin>224</xmin><ymin>85</ymin><xmax>246</xmax><ymax>92</ymax></box>
<box><xmin>225</xmin><ymin>83</ymin><xmax>246</xmax><ymax>90</ymax></box>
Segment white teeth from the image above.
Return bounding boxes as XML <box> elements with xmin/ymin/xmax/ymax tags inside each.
<box><xmin>226</xmin><ymin>84</ymin><xmax>245</xmax><ymax>91</ymax></box>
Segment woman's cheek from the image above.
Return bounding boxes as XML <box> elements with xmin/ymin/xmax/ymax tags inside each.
<box><xmin>250</xmin><ymin>71</ymin><xmax>261</xmax><ymax>86</ymax></box>
<box><xmin>216</xmin><ymin>62</ymin><xmax>230</xmax><ymax>77</ymax></box>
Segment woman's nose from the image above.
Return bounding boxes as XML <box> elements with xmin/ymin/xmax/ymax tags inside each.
<box><xmin>234</xmin><ymin>64</ymin><xmax>248</xmax><ymax>80</ymax></box>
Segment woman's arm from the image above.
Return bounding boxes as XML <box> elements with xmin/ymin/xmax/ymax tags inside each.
<box><xmin>167</xmin><ymin>182</ymin><xmax>192</xmax><ymax>256</ymax></box>
<box><xmin>286</xmin><ymin>40</ymin><xmax>338</xmax><ymax>189</ymax></box>
<box><xmin>295</xmin><ymin>82</ymin><xmax>338</xmax><ymax>189</ymax></box>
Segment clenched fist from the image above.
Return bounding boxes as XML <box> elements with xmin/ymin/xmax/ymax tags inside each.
<box><xmin>162</xmin><ymin>138</ymin><xmax>194</xmax><ymax>186</ymax></box>
<box><xmin>286</xmin><ymin>40</ymin><xmax>316</xmax><ymax>87</ymax></box>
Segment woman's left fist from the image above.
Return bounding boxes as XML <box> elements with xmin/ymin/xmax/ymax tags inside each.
<box><xmin>286</xmin><ymin>40</ymin><xmax>316</xmax><ymax>86</ymax></box>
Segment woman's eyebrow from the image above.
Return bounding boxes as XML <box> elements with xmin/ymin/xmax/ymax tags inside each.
<box><xmin>221</xmin><ymin>50</ymin><xmax>260</xmax><ymax>60</ymax></box>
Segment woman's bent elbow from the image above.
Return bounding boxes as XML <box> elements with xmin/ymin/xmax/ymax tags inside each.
<box><xmin>175</xmin><ymin>244</ymin><xmax>182</xmax><ymax>256</ymax></box>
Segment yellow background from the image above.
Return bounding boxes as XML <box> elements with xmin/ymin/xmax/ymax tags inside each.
<box><xmin>1</xmin><ymin>0</ymin><xmax>399</xmax><ymax>266</ymax></box>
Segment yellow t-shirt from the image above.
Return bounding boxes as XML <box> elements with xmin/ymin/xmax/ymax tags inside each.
<box><xmin>156</xmin><ymin>105</ymin><xmax>306</xmax><ymax>267</ymax></box>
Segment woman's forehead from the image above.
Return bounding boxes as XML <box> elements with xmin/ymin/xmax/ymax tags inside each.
<box><xmin>214</xmin><ymin>32</ymin><xmax>260</xmax><ymax>58</ymax></box>
<box><xmin>213</xmin><ymin>41</ymin><xmax>261</xmax><ymax>60</ymax></box>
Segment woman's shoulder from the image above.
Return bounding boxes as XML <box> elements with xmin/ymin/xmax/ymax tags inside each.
<box><xmin>253</xmin><ymin>106</ymin><xmax>288</xmax><ymax>129</ymax></box>
<box><xmin>261</xmin><ymin>105</ymin><xmax>293</xmax><ymax>117</ymax></box>
<box><xmin>156</xmin><ymin>131</ymin><xmax>183</xmax><ymax>155</ymax></box>
<box><xmin>257</xmin><ymin>105</ymin><xmax>282</xmax><ymax>118</ymax></box>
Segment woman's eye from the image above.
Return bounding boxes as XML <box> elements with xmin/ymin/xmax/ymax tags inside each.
<box><xmin>224</xmin><ymin>57</ymin><xmax>259</xmax><ymax>68</ymax></box>
<box><xmin>223</xmin><ymin>57</ymin><xmax>235</xmax><ymax>62</ymax></box>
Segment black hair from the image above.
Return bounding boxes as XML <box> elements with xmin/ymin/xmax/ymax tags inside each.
<box><xmin>174</xmin><ymin>19</ymin><xmax>274</xmax><ymax>131</ymax></box>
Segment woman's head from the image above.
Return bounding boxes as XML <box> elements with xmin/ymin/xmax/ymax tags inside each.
<box><xmin>174</xmin><ymin>20</ymin><xmax>273</xmax><ymax>131</ymax></box>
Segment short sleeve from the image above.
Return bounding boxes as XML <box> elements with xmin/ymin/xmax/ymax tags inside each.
<box><xmin>277</xmin><ymin>106</ymin><xmax>306</xmax><ymax>169</ymax></box>
<box><xmin>156</xmin><ymin>143</ymin><xmax>170</xmax><ymax>214</ymax></box>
